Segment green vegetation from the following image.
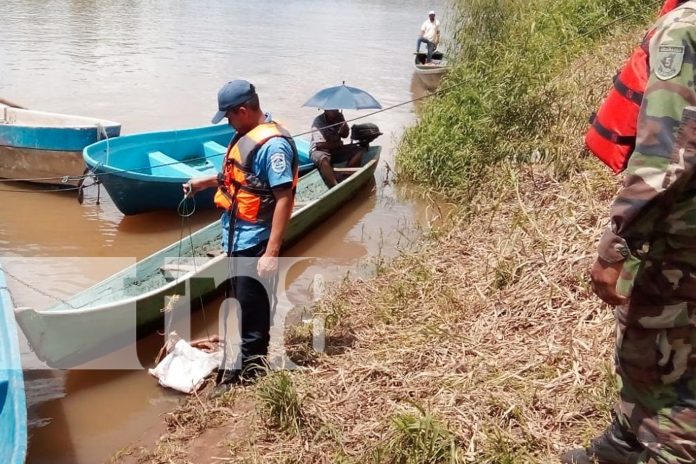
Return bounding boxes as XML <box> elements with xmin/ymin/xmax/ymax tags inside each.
<box><xmin>371</xmin><ymin>405</ymin><xmax>459</xmax><ymax>464</ymax></box>
<box><xmin>398</xmin><ymin>0</ymin><xmax>656</xmax><ymax>200</ymax></box>
<box><xmin>256</xmin><ymin>371</ymin><xmax>305</xmax><ymax>433</ymax></box>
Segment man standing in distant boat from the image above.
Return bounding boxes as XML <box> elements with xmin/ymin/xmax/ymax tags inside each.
<box><xmin>184</xmin><ymin>80</ymin><xmax>298</xmax><ymax>388</ymax></box>
<box><xmin>416</xmin><ymin>10</ymin><xmax>440</xmax><ymax>63</ymax></box>
<box><xmin>309</xmin><ymin>109</ymin><xmax>365</xmax><ymax>187</ymax></box>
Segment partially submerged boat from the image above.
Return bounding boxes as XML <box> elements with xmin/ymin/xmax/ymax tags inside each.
<box><xmin>83</xmin><ymin>124</ymin><xmax>315</xmax><ymax>215</ymax></box>
<box><xmin>0</xmin><ymin>263</ymin><xmax>27</xmax><ymax>464</ymax></box>
<box><xmin>16</xmin><ymin>146</ymin><xmax>381</xmax><ymax>368</ymax></box>
<box><xmin>413</xmin><ymin>51</ymin><xmax>449</xmax><ymax>90</ymax></box>
<box><xmin>0</xmin><ymin>103</ymin><xmax>121</xmax><ymax>186</ymax></box>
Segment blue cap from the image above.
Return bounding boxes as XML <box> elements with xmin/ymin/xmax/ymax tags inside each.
<box><xmin>211</xmin><ymin>80</ymin><xmax>256</xmax><ymax>124</ymax></box>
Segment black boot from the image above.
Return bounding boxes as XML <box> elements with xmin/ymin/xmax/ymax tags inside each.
<box><xmin>208</xmin><ymin>369</ymin><xmax>244</xmax><ymax>399</ymax></box>
<box><xmin>560</xmin><ymin>420</ymin><xmax>643</xmax><ymax>464</ymax></box>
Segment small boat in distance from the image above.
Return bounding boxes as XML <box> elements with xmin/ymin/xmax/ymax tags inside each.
<box><xmin>0</xmin><ymin>102</ymin><xmax>121</xmax><ymax>186</ymax></box>
<box><xmin>83</xmin><ymin>124</ymin><xmax>315</xmax><ymax>215</ymax></box>
<box><xmin>17</xmin><ymin>146</ymin><xmax>380</xmax><ymax>368</ymax></box>
<box><xmin>0</xmin><ymin>263</ymin><xmax>27</xmax><ymax>464</ymax></box>
<box><xmin>413</xmin><ymin>51</ymin><xmax>449</xmax><ymax>90</ymax></box>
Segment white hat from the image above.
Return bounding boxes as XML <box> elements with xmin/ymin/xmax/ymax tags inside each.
<box><xmin>428</xmin><ymin>10</ymin><xmax>435</xmax><ymax>15</ymax></box>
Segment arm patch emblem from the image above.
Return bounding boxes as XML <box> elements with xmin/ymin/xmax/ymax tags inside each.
<box><xmin>655</xmin><ymin>45</ymin><xmax>685</xmax><ymax>80</ymax></box>
<box><xmin>270</xmin><ymin>152</ymin><xmax>287</xmax><ymax>173</ymax></box>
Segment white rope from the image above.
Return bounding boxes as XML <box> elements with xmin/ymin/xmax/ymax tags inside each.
<box><xmin>95</xmin><ymin>122</ymin><xmax>111</xmax><ymax>167</ymax></box>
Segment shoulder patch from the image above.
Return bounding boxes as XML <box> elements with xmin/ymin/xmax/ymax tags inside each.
<box><xmin>655</xmin><ymin>45</ymin><xmax>685</xmax><ymax>80</ymax></box>
<box><xmin>270</xmin><ymin>152</ymin><xmax>287</xmax><ymax>174</ymax></box>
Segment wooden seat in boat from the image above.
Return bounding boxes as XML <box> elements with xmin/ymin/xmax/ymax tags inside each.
<box><xmin>160</xmin><ymin>263</ymin><xmax>197</xmax><ymax>282</ymax></box>
<box><xmin>202</xmin><ymin>141</ymin><xmax>227</xmax><ymax>157</ymax></box>
<box><xmin>148</xmin><ymin>151</ymin><xmax>202</xmax><ymax>178</ymax></box>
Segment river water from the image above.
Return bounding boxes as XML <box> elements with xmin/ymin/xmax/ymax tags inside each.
<box><xmin>1</xmin><ymin>0</ymin><xmax>449</xmax><ymax>462</ymax></box>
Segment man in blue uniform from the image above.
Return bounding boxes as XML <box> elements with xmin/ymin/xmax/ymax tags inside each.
<box><xmin>186</xmin><ymin>80</ymin><xmax>298</xmax><ymax>387</ymax></box>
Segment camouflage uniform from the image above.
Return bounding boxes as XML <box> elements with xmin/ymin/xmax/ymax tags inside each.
<box><xmin>593</xmin><ymin>2</ymin><xmax>696</xmax><ymax>462</ymax></box>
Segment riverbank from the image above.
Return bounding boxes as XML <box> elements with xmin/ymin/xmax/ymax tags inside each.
<box><xmin>112</xmin><ymin>163</ymin><xmax>621</xmax><ymax>463</ymax></box>
<box><xmin>110</xmin><ymin>0</ymin><xmax>659</xmax><ymax>462</ymax></box>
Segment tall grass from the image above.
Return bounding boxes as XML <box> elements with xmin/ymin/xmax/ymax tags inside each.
<box><xmin>397</xmin><ymin>0</ymin><xmax>656</xmax><ymax>200</ymax></box>
<box><xmin>256</xmin><ymin>371</ymin><xmax>305</xmax><ymax>434</ymax></box>
<box><xmin>372</xmin><ymin>405</ymin><xmax>459</xmax><ymax>464</ymax></box>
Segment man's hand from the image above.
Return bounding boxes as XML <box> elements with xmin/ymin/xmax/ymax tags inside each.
<box><xmin>257</xmin><ymin>251</ymin><xmax>278</xmax><ymax>278</ymax></box>
<box><xmin>590</xmin><ymin>257</ymin><xmax>628</xmax><ymax>306</ymax></box>
<box><xmin>182</xmin><ymin>176</ymin><xmax>218</xmax><ymax>197</ymax></box>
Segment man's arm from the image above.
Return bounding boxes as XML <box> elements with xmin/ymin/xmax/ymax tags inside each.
<box><xmin>258</xmin><ymin>187</ymin><xmax>293</xmax><ymax>277</ymax></box>
<box><xmin>183</xmin><ymin>174</ymin><xmax>218</xmax><ymax>196</ymax></box>
<box><xmin>266</xmin><ymin>188</ymin><xmax>293</xmax><ymax>256</ymax></box>
<box><xmin>257</xmin><ymin>139</ymin><xmax>297</xmax><ymax>277</ymax></box>
<box><xmin>311</xmin><ymin>122</ymin><xmax>331</xmax><ymax>151</ymax></box>
<box><xmin>592</xmin><ymin>16</ymin><xmax>696</xmax><ymax>303</ymax></box>
<box><xmin>338</xmin><ymin>113</ymin><xmax>349</xmax><ymax>139</ymax></box>
<box><xmin>312</xmin><ymin>122</ymin><xmax>343</xmax><ymax>151</ymax></box>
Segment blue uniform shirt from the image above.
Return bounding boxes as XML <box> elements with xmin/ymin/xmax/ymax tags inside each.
<box><xmin>221</xmin><ymin>115</ymin><xmax>296</xmax><ymax>253</ymax></box>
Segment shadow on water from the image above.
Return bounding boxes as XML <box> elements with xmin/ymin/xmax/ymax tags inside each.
<box><xmin>24</xmin><ymin>370</ymin><xmax>77</xmax><ymax>464</ymax></box>
<box><xmin>286</xmin><ymin>179</ymin><xmax>377</xmax><ymax>259</ymax></box>
<box><xmin>410</xmin><ymin>72</ymin><xmax>432</xmax><ymax>115</ymax></box>
<box><xmin>115</xmin><ymin>209</ymin><xmax>219</xmax><ymax>235</ymax></box>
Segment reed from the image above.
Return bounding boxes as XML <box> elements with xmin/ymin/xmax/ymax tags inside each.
<box><xmin>371</xmin><ymin>404</ymin><xmax>459</xmax><ymax>464</ymax></box>
<box><xmin>256</xmin><ymin>371</ymin><xmax>305</xmax><ymax>434</ymax></box>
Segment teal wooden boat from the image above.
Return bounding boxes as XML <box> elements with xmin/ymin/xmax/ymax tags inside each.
<box><xmin>16</xmin><ymin>147</ymin><xmax>380</xmax><ymax>368</ymax></box>
<box><xmin>83</xmin><ymin>124</ymin><xmax>315</xmax><ymax>215</ymax></box>
<box><xmin>0</xmin><ymin>264</ymin><xmax>27</xmax><ymax>464</ymax></box>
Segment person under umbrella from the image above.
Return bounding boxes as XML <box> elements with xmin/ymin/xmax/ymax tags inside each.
<box><xmin>309</xmin><ymin>109</ymin><xmax>364</xmax><ymax>187</ymax></box>
<box><xmin>303</xmin><ymin>83</ymin><xmax>382</xmax><ymax>187</ymax></box>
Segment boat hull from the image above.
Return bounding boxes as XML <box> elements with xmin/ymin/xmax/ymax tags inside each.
<box><xmin>95</xmin><ymin>173</ymin><xmax>217</xmax><ymax>215</ymax></box>
<box><xmin>16</xmin><ymin>147</ymin><xmax>381</xmax><ymax>368</ymax></box>
<box><xmin>0</xmin><ymin>264</ymin><xmax>27</xmax><ymax>464</ymax></box>
<box><xmin>414</xmin><ymin>67</ymin><xmax>448</xmax><ymax>90</ymax></box>
<box><xmin>413</xmin><ymin>51</ymin><xmax>449</xmax><ymax>90</ymax></box>
<box><xmin>0</xmin><ymin>145</ymin><xmax>84</xmax><ymax>186</ymax></box>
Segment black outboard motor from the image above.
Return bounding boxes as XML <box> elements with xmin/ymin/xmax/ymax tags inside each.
<box><xmin>350</xmin><ymin>123</ymin><xmax>382</xmax><ymax>147</ymax></box>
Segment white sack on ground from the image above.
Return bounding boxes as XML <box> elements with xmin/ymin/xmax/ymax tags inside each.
<box><xmin>149</xmin><ymin>339</ymin><xmax>222</xmax><ymax>394</ymax></box>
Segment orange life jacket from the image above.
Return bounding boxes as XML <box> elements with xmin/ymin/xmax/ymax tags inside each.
<box><xmin>585</xmin><ymin>0</ymin><xmax>686</xmax><ymax>173</ymax></box>
<box><xmin>214</xmin><ymin>121</ymin><xmax>298</xmax><ymax>224</ymax></box>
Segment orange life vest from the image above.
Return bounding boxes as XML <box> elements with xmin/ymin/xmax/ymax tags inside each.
<box><xmin>585</xmin><ymin>0</ymin><xmax>686</xmax><ymax>173</ymax></box>
<box><xmin>214</xmin><ymin>121</ymin><xmax>298</xmax><ymax>224</ymax></box>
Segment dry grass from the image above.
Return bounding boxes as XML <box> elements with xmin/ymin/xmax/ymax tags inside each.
<box><xmin>235</xmin><ymin>162</ymin><xmax>618</xmax><ymax>463</ymax></box>
<box><xmin>116</xmin><ymin>158</ymin><xmax>624</xmax><ymax>461</ymax></box>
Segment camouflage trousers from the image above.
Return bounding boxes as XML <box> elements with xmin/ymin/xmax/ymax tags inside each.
<box><xmin>612</xmin><ymin>317</ymin><xmax>696</xmax><ymax>464</ymax></box>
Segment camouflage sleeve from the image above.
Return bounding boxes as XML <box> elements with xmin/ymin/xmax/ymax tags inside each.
<box><xmin>598</xmin><ymin>10</ymin><xmax>696</xmax><ymax>263</ymax></box>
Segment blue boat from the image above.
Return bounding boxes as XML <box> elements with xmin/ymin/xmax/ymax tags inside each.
<box><xmin>0</xmin><ymin>102</ymin><xmax>121</xmax><ymax>186</ymax></box>
<box><xmin>0</xmin><ymin>263</ymin><xmax>27</xmax><ymax>464</ymax></box>
<box><xmin>83</xmin><ymin>124</ymin><xmax>315</xmax><ymax>215</ymax></box>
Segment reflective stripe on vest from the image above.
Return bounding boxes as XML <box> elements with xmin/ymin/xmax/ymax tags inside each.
<box><xmin>584</xmin><ymin>0</ymin><xmax>688</xmax><ymax>174</ymax></box>
<box><xmin>214</xmin><ymin>122</ymin><xmax>299</xmax><ymax>224</ymax></box>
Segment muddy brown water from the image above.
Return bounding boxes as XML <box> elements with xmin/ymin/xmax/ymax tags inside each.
<box><xmin>1</xmin><ymin>0</ymin><xmax>450</xmax><ymax>462</ymax></box>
